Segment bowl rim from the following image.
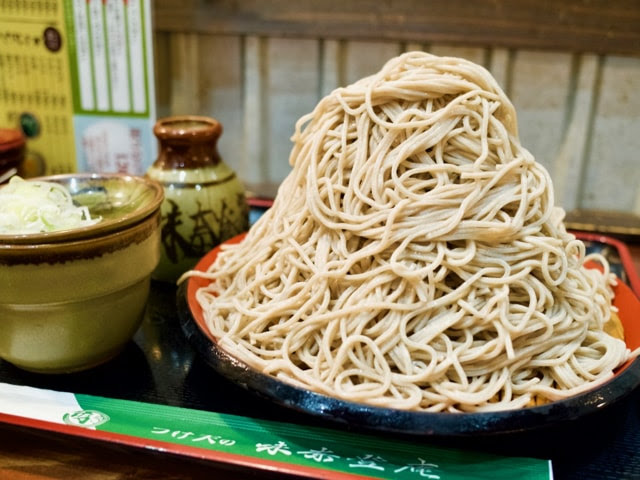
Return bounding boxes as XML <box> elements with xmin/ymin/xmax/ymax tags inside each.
<box><xmin>0</xmin><ymin>172</ymin><xmax>164</xmax><ymax>245</ymax></box>
<box><xmin>0</xmin><ymin>209</ymin><xmax>160</xmax><ymax>267</ymax></box>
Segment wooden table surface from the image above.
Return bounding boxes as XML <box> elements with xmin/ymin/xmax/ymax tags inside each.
<box><xmin>1</xmin><ymin>239</ymin><xmax>639</xmax><ymax>480</ymax></box>
<box><xmin>0</xmin><ymin>426</ymin><xmax>226</xmax><ymax>480</ymax></box>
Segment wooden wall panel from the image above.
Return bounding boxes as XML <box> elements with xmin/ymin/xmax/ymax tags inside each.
<box><xmin>153</xmin><ymin>0</ymin><xmax>640</xmax><ymax>56</ymax></box>
<box><xmin>242</xmin><ymin>36</ymin><xmax>267</xmax><ymax>190</ymax></box>
<box><xmin>320</xmin><ymin>40</ymin><xmax>342</xmax><ymax>97</ymax></box>
<box><xmin>427</xmin><ymin>45</ymin><xmax>487</xmax><ymax>68</ymax></box>
<box><xmin>153</xmin><ymin>31</ymin><xmax>171</xmax><ymax>119</ymax></box>
<box><xmin>150</xmin><ymin>30</ymin><xmax>640</xmax><ymax>214</ymax></box>
<box><xmin>509</xmin><ymin>51</ymin><xmax>573</xmax><ymax>172</ymax></box>
<box><xmin>583</xmin><ymin>55</ymin><xmax>640</xmax><ymax>213</ymax></box>
<box><xmin>197</xmin><ymin>35</ymin><xmax>244</xmax><ymax>178</ymax></box>
<box><xmin>343</xmin><ymin>41</ymin><xmax>403</xmax><ymax>86</ymax></box>
<box><xmin>168</xmin><ymin>33</ymin><xmax>200</xmax><ymax>114</ymax></box>
<box><xmin>508</xmin><ymin>51</ymin><xmax>577</xmax><ymax>209</ymax></box>
<box><xmin>264</xmin><ymin>38</ymin><xmax>320</xmax><ymax>189</ymax></box>
<box><xmin>551</xmin><ymin>54</ymin><xmax>598</xmax><ymax>211</ymax></box>
<box><xmin>487</xmin><ymin>48</ymin><xmax>512</xmax><ymax>94</ymax></box>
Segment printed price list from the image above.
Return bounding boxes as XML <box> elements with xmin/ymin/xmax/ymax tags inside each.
<box><xmin>0</xmin><ymin>5</ymin><xmax>76</xmax><ymax>173</ymax></box>
<box><xmin>0</xmin><ymin>0</ymin><xmax>153</xmax><ymax>175</ymax></box>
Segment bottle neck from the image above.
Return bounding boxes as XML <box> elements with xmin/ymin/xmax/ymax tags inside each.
<box><xmin>154</xmin><ymin>139</ymin><xmax>221</xmax><ymax>170</ymax></box>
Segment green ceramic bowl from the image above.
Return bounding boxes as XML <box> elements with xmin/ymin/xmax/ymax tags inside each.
<box><xmin>0</xmin><ymin>173</ymin><xmax>164</xmax><ymax>373</ymax></box>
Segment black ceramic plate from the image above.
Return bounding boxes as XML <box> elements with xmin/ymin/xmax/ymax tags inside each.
<box><xmin>177</xmin><ymin>235</ymin><xmax>640</xmax><ymax>437</ymax></box>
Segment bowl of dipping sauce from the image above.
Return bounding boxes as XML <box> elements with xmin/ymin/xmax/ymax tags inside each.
<box><xmin>0</xmin><ymin>173</ymin><xmax>163</xmax><ymax>373</ymax></box>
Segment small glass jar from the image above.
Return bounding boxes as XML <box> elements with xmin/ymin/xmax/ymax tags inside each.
<box><xmin>147</xmin><ymin>115</ymin><xmax>249</xmax><ymax>282</ymax></box>
<box><xmin>0</xmin><ymin>128</ymin><xmax>25</xmax><ymax>184</ymax></box>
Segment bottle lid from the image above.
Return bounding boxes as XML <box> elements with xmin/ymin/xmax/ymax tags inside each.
<box><xmin>0</xmin><ymin>128</ymin><xmax>26</xmax><ymax>153</ymax></box>
<box><xmin>153</xmin><ymin>115</ymin><xmax>222</xmax><ymax>143</ymax></box>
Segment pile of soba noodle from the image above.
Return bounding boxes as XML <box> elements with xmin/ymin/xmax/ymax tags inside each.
<box><xmin>192</xmin><ymin>51</ymin><xmax>631</xmax><ymax>412</ymax></box>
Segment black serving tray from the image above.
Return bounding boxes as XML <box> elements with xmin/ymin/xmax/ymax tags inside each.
<box><xmin>1</xmin><ymin>232</ymin><xmax>640</xmax><ymax>480</ymax></box>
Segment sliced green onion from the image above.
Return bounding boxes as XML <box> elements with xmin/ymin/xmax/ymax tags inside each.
<box><xmin>0</xmin><ymin>176</ymin><xmax>101</xmax><ymax>234</ymax></box>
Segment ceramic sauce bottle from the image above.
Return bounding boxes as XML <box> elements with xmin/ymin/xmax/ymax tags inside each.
<box><xmin>147</xmin><ymin>115</ymin><xmax>249</xmax><ymax>282</ymax></box>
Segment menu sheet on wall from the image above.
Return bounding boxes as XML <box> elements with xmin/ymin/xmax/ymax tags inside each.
<box><xmin>0</xmin><ymin>0</ymin><xmax>156</xmax><ymax>176</ymax></box>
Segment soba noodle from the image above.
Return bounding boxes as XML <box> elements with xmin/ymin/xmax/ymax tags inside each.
<box><xmin>190</xmin><ymin>51</ymin><xmax>630</xmax><ymax>412</ymax></box>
